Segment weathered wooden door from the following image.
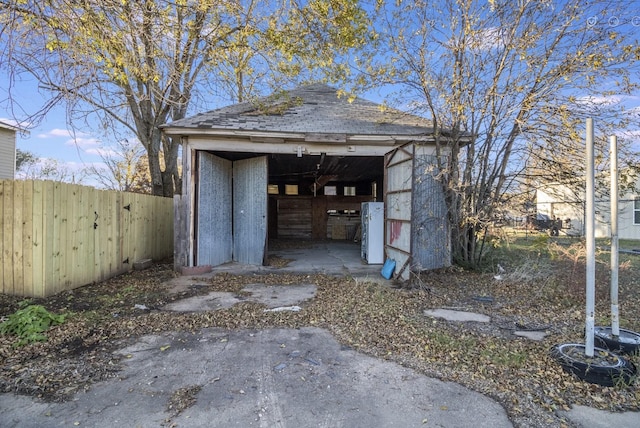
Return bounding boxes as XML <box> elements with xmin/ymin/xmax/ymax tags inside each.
<box><xmin>384</xmin><ymin>143</ymin><xmax>451</xmax><ymax>280</ymax></box>
<box><xmin>233</xmin><ymin>156</ymin><xmax>268</xmax><ymax>264</ymax></box>
<box><xmin>384</xmin><ymin>144</ymin><xmax>414</xmax><ymax>280</ymax></box>
<box><xmin>196</xmin><ymin>152</ymin><xmax>232</xmax><ymax>266</ymax></box>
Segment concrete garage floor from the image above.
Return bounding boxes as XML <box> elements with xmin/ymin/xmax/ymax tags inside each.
<box><xmin>217</xmin><ymin>240</ymin><xmax>387</xmax><ymax>279</ymax></box>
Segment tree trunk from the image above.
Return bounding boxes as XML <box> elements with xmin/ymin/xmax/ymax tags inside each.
<box><xmin>146</xmin><ymin>127</ymin><xmax>165</xmax><ymax>196</ymax></box>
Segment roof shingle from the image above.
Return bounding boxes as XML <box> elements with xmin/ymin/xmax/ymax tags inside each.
<box><xmin>162</xmin><ymin>84</ymin><xmax>433</xmax><ymax>136</ymax></box>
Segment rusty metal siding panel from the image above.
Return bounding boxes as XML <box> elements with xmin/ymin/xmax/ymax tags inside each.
<box><xmin>233</xmin><ymin>156</ymin><xmax>267</xmax><ymax>264</ymax></box>
<box><xmin>196</xmin><ymin>152</ymin><xmax>232</xmax><ymax>266</ymax></box>
<box><xmin>411</xmin><ymin>151</ymin><xmax>451</xmax><ymax>270</ymax></box>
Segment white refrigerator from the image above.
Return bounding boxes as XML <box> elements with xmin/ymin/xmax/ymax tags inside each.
<box><xmin>361</xmin><ymin>202</ymin><xmax>384</xmax><ymax>264</ymax></box>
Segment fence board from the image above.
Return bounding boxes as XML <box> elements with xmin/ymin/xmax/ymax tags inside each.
<box><xmin>0</xmin><ymin>182</ymin><xmax>4</xmax><ymax>293</ymax></box>
<box><xmin>0</xmin><ymin>180</ymin><xmax>174</xmax><ymax>297</ymax></box>
<box><xmin>3</xmin><ymin>181</ymin><xmax>14</xmax><ymax>294</ymax></box>
<box><xmin>95</xmin><ymin>189</ymin><xmax>107</xmax><ymax>281</ymax></box>
<box><xmin>68</xmin><ymin>183</ymin><xmax>79</xmax><ymax>288</ymax></box>
<box><xmin>22</xmin><ymin>181</ymin><xmax>33</xmax><ymax>297</ymax></box>
<box><xmin>57</xmin><ymin>181</ymin><xmax>70</xmax><ymax>294</ymax></box>
<box><xmin>31</xmin><ymin>181</ymin><xmax>44</xmax><ymax>297</ymax></box>
<box><xmin>0</xmin><ymin>183</ymin><xmax>13</xmax><ymax>292</ymax></box>
<box><xmin>12</xmin><ymin>181</ymin><xmax>24</xmax><ymax>296</ymax></box>
<box><xmin>83</xmin><ymin>185</ymin><xmax>95</xmax><ymax>286</ymax></box>
<box><xmin>42</xmin><ymin>181</ymin><xmax>55</xmax><ymax>298</ymax></box>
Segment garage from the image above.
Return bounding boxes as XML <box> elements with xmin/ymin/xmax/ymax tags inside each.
<box><xmin>162</xmin><ymin>84</ymin><xmax>453</xmax><ymax>280</ymax></box>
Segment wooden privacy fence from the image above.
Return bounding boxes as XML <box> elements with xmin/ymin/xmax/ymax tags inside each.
<box><xmin>1</xmin><ymin>180</ymin><xmax>174</xmax><ymax>297</ymax></box>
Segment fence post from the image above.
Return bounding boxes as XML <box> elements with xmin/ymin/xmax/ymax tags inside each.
<box><xmin>174</xmin><ymin>194</ymin><xmax>185</xmax><ymax>271</ymax></box>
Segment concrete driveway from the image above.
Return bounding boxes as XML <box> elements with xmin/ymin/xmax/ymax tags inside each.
<box><xmin>2</xmin><ymin>242</ymin><xmax>637</xmax><ymax>427</ymax></box>
<box><xmin>0</xmin><ymin>327</ymin><xmax>512</xmax><ymax>428</ymax></box>
<box><xmin>0</xmin><ymin>246</ymin><xmax>513</xmax><ymax>428</ymax></box>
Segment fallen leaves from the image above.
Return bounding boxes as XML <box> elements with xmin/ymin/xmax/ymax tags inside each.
<box><xmin>0</xmin><ymin>258</ymin><xmax>638</xmax><ymax>427</ymax></box>
<box><xmin>167</xmin><ymin>384</ymin><xmax>203</xmax><ymax>417</ymax></box>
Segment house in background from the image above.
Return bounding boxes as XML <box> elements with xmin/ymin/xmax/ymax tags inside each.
<box><xmin>162</xmin><ymin>84</ymin><xmax>459</xmax><ymax>279</ymax></box>
<box><xmin>0</xmin><ymin>120</ymin><xmax>20</xmax><ymax>179</ymax></box>
<box><xmin>536</xmin><ymin>177</ymin><xmax>640</xmax><ymax>240</ymax></box>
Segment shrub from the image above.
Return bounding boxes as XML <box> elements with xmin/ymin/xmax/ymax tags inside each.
<box><xmin>0</xmin><ymin>301</ymin><xmax>66</xmax><ymax>347</ymax></box>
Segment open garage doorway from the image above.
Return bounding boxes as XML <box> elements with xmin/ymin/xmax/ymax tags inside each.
<box><xmin>194</xmin><ymin>150</ymin><xmax>384</xmax><ymax>266</ymax></box>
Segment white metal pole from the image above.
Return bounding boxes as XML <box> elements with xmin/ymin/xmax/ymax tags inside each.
<box><xmin>585</xmin><ymin>119</ymin><xmax>595</xmax><ymax>357</ymax></box>
<box><xmin>610</xmin><ymin>135</ymin><xmax>620</xmax><ymax>337</ymax></box>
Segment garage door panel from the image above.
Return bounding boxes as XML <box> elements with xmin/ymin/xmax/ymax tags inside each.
<box><xmin>197</xmin><ymin>152</ymin><xmax>232</xmax><ymax>266</ymax></box>
<box><xmin>384</xmin><ymin>146</ymin><xmax>412</xmax><ymax>280</ymax></box>
<box><xmin>233</xmin><ymin>156</ymin><xmax>268</xmax><ymax>264</ymax></box>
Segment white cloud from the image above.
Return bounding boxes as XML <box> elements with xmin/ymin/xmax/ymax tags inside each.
<box><xmin>85</xmin><ymin>147</ymin><xmax>118</xmax><ymax>157</ymax></box>
<box><xmin>37</xmin><ymin>128</ymin><xmax>78</xmax><ymax>138</ymax></box>
<box><xmin>618</xmin><ymin>129</ymin><xmax>640</xmax><ymax>139</ymax></box>
<box><xmin>66</xmin><ymin>136</ymin><xmax>101</xmax><ymax>148</ymax></box>
<box><xmin>626</xmin><ymin>105</ymin><xmax>640</xmax><ymax>116</ymax></box>
<box><xmin>574</xmin><ymin>95</ymin><xmax>622</xmax><ymax>106</ymax></box>
<box><xmin>33</xmin><ymin>131</ymin><xmax>98</xmax><ymax>149</ymax></box>
<box><xmin>471</xmin><ymin>27</ymin><xmax>506</xmax><ymax>51</ymax></box>
<box><xmin>36</xmin><ymin>129</ymin><xmax>101</xmax><ymax>148</ymax></box>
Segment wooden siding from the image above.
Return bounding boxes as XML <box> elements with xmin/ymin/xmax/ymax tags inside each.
<box><xmin>273</xmin><ymin>195</ymin><xmax>373</xmax><ymax>240</ymax></box>
<box><xmin>277</xmin><ymin>197</ymin><xmax>313</xmax><ymax>239</ymax></box>
<box><xmin>0</xmin><ymin>180</ymin><xmax>173</xmax><ymax>297</ymax></box>
<box><xmin>0</xmin><ymin>128</ymin><xmax>16</xmax><ymax>179</ymax></box>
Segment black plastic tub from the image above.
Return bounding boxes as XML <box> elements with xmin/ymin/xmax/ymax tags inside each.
<box><xmin>594</xmin><ymin>326</ymin><xmax>640</xmax><ymax>355</ymax></box>
<box><xmin>550</xmin><ymin>343</ymin><xmax>636</xmax><ymax>387</ymax></box>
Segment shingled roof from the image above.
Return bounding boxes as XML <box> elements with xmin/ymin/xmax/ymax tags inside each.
<box><xmin>162</xmin><ymin>84</ymin><xmax>433</xmax><ymax>137</ymax></box>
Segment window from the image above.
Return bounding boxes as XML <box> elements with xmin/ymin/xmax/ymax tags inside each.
<box><xmin>324</xmin><ymin>186</ymin><xmax>337</xmax><ymax>195</ymax></box>
<box><xmin>635</xmin><ymin>197</ymin><xmax>640</xmax><ymax>225</ymax></box>
<box><xmin>268</xmin><ymin>184</ymin><xmax>279</xmax><ymax>195</ymax></box>
<box><xmin>285</xmin><ymin>184</ymin><xmax>298</xmax><ymax>195</ymax></box>
<box><xmin>344</xmin><ymin>186</ymin><xmax>356</xmax><ymax>196</ymax></box>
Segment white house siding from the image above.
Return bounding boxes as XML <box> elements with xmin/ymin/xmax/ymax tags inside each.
<box><xmin>537</xmin><ymin>179</ymin><xmax>640</xmax><ymax>240</ymax></box>
<box><xmin>0</xmin><ymin>127</ymin><xmax>16</xmax><ymax>179</ymax></box>
<box><xmin>536</xmin><ymin>187</ymin><xmax>586</xmax><ymax>237</ymax></box>
<box><xmin>616</xmin><ymin>197</ymin><xmax>640</xmax><ymax>240</ymax></box>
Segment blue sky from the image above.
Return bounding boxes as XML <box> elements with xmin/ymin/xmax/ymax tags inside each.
<box><xmin>0</xmin><ymin>73</ymin><xmax>105</xmax><ymax>178</ymax></box>
<box><xmin>1</xmin><ymin>4</ymin><xmax>639</xmax><ymax>186</ymax></box>
<box><xmin>3</xmin><ymin>76</ymin><xmax>638</xmax><ymax>178</ymax></box>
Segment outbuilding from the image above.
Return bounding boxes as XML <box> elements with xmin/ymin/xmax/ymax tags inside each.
<box><xmin>0</xmin><ymin>120</ymin><xmax>20</xmax><ymax>179</ymax></box>
<box><xmin>162</xmin><ymin>84</ymin><xmax>454</xmax><ymax>280</ymax></box>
